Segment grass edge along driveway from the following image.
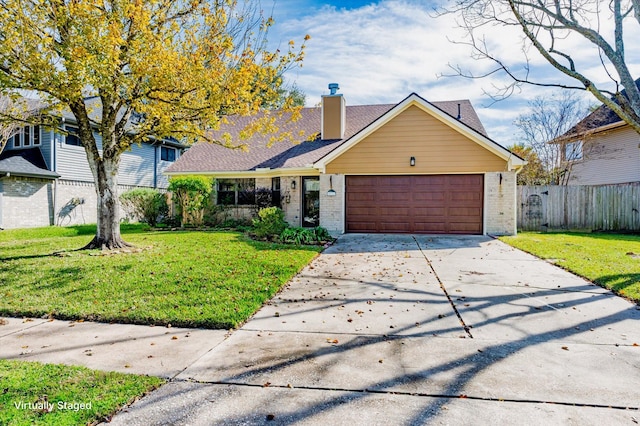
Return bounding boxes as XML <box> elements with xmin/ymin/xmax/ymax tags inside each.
<box><xmin>0</xmin><ymin>225</ymin><xmax>321</xmax><ymax>329</ymax></box>
<box><xmin>0</xmin><ymin>359</ymin><xmax>163</xmax><ymax>426</ymax></box>
<box><xmin>500</xmin><ymin>232</ymin><xmax>640</xmax><ymax>303</ymax></box>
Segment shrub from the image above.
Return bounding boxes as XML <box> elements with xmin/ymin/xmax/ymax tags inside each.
<box><xmin>252</xmin><ymin>207</ymin><xmax>288</xmax><ymax>240</ymax></box>
<box><xmin>280</xmin><ymin>226</ymin><xmax>333</xmax><ymax>245</ymax></box>
<box><xmin>168</xmin><ymin>176</ymin><xmax>213</xmax><ymax>226</ymax></box>
<box><xmin>120</xmin><ymin>188</ymin><xmax>167</xmax><ymax>226</ymax></box>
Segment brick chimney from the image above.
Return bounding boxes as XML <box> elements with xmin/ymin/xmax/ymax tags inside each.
<box><xmin>321</xmin><ymin>83</ymin><xmax>345</xmax><ymax>140</ymax></box>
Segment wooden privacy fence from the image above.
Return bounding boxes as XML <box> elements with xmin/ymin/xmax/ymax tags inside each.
<box><xmin>518</xmin><ymin>183</ymin><xmax>640</xmax><ymax>231</ymax></box>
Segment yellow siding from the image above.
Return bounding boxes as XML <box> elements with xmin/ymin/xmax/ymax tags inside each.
<box><xmin>325</xmin><ymin>105</ymin><xmax>507</xmax><ymax>174</ymax></box>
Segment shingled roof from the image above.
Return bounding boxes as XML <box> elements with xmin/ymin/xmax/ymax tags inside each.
<box><xmin>0</xmin><ymin>148</ymin><xmax>60</xmax><ymax>179</ymax></box>
<box><xmin>167</xmin><ymin>96</ymin><xmax>486</xmax><ymax>174</ymax></box>
<box><xmin>167</xmin><ymin>97</ymin><xmax>488</xmax><ymax>174</ymax></box>
<box><xmin>559</xmin><ymin>79</ymin><xmax>640</xmax><ymax>140</ymax></box>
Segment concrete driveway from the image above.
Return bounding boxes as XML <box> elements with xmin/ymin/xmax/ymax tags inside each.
<box><xmin>109</xmin><ymin>234</ymin><xmax>640</xmax><ymax>425</ymax></box>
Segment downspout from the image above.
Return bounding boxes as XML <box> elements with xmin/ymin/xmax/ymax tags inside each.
<box><xmin>52</xmin><ymin>127</ymin><xmax>58</xmax><ymax>226</ymax></box>
<box><xmin>153</xmin><ymin>144</ymin><xmax>158</xmax><ymax>188</ymax></box>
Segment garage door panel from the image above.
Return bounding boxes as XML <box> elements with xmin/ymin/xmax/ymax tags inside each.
<box><xmin>346</xmin><ymin>175</ymin><xmax>483</xmax><ymax>234</ymax></box>
<box><xmin>379</xmin><ymin>192</ymin><xmax>411</xmax><ymax>202</ymax></box>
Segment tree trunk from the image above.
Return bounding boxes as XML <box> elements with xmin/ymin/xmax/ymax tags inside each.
<box><xmin>81</xmin><ymin>157</ymin><xmax>131</xmax><ymax>250</ymax></box>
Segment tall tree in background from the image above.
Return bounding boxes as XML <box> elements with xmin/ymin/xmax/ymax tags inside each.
<box><xmin>514</xmin><ymin>92</ymin><xmax>590</xmax><ymax>184</ymax></box>
<box><xmin>442</xmin><ymin>0</ymin><xmax>640</xmax><ymax>134</ymax></box>
<box><xmin>0</xmin><ymin>0</ymin><xmax>306</xmax><ymax>249</ymax></box>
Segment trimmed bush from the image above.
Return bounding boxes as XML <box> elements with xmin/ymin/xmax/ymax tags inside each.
<box><xmin>120</xmin><ymin>188</ymin><xmax>167</xmax><ymax>226</ymax></box>
<box><xmin>168</xmin><ymin>176</ymin><xmax>213</xmax><ymax>226</ymax></box>
<box><xmin>252</xmin><ymin>207</ymin><xmax>288</xmax><ymax>240</ymax></box>
<box><xmin>280</xmin><ymin>226</ymin><xmax>333</xmax><ymax>245</ymax></box>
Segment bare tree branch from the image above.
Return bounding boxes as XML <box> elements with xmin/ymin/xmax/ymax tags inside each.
<box><xmin>438</xmin><ymin>0</ymin><xmax>640</xmax><ymax>134</ymax></box>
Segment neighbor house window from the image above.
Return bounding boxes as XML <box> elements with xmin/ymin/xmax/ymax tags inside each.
<box><xmin>565</xmin><ymin>140</ymin><xmax>583</xmax><ymax>161</ymax></box>
<box><xmin>64</xmin><ymin>124</ymin><xmax>82</xmax><ymax>146</ymax></box>
<box><xmin>9</xmin><ymin>125</ymin><xmax>40</xmax><ymax>148</ymax></box>
<box><xmin>160</xmin><ymin>146</ymin><xmax>177</xmax><ymax>162</ymax></box>
<box><xmin>217</xmin><ymin>179</ymin><xmax>256</xmax><ymax>205</ymax></box>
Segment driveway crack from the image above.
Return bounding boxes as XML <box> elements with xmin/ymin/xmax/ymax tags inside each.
<box><xmin>413</xmin><ymin>237</ymin><xmax>473</xmax><ymax>338</ymax></box>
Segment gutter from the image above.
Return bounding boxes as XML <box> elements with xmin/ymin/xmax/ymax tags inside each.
<box><xmin>552</xmin><ymin>120</ymin><xmax>627</xmax><ymax>143</ymax></box>
<box><xmin>164</xmin><ymin>167</ymin><xmax>320</xmax><ymax>179</ymax></box>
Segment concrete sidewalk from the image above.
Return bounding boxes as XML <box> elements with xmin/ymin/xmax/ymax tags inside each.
<box><xmin>2</xmin><ymin>234</ymin><xmax>639</xmax><ymax>424</ymax></box>
<box><xmin>0</xmin><ymin>317</ymin><xmax>228</xmax><ymax>378</ymax></box>
<box><xmin>107</xmin><ymin>234</ymin><xmax>640</xmax><ymax>425</ymax></box>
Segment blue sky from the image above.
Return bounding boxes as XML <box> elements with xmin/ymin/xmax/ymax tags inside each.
<box><xmin>264</xmin><ymin>0</ymin><xmax>640</xmax><ymax>146</ymax></box>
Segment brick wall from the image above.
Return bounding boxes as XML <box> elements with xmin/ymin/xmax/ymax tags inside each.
<box><xmin>0</xmin><ymin>177</ymin><xmax>54</xmax><ymax>229</ymax></box>
<box><xmin>484</xmin><ymin>171</ymin><xmax>517</xmax><ymax>235</ymax></box>
<box><xmin>281</xmin><ymin>176</ymin><xmax>301</xmax><ymax>227</ymax></box>
<box><xmin>319</xmin><ymin>174</ymin><xmax>345</xmax><ymax>235</ymax></box>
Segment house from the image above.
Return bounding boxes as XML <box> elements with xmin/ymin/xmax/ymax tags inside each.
<box><xmin>167</xmin><ymin>86</ymin><xmax>525</xmax><ymax>235</ymax></box>
<box><xmin>0</xmin><ymin>97</ymin><xmax>184</xmax><ymax>229</ymax></box>
<box><xmin>556</xmin><ymin>89</ymin><xmax>640</xmax><ymax>185</ymax></box>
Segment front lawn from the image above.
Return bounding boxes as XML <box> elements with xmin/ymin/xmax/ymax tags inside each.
<box><xmin>500</xmin><ymin>232</ymin><xmax>640</xmax><ymax>303</ymax></box>
<box><xmin>0</xmin><ymin>225</ymin><xmax>321</xmax><ymax>328</ymax></box>
<box><xmin>0</xmin><ymin>359</ymin><xmax>163</xmax><ymax>426</ymax></box>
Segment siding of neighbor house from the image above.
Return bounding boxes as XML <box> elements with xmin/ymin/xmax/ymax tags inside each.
<box><xmin>325</xmin><ymin>106</ymin><xmax>507</xmax><ymax>174</ymax></box>
<box><xmin>569</xmin><ymin>126</ymin><xmax>640</xmax><ymax>185</ymax></box>
<box><xmin>55</xmin><ymin>130</ymin><xmax>162</xmax><ymax>187</ymax></box>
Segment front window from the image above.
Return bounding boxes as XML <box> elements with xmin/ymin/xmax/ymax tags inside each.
<box><xmin>160</xmin><ymin>146</ymin><xmax>177</xmax><ymax>162</ymax></box>
<box><xmin>565</xmin><ymin>140</ymin><xmax>583</xmax><ymax>161</ymax></box>
<box><xmin>217</xmin><ymin>179</ymin><xmax>256</xmax><ymax>205</ymax></box>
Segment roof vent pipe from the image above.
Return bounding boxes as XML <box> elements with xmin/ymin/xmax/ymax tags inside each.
<box><xmin>328</xmin><ymin>83</ymin><xmax>340</xmax><ymax>95</ymax></box>
<box><xmin>457</xmin><ymin>103</ymin><xmax>461</xmax><ymax>120</ymax></box>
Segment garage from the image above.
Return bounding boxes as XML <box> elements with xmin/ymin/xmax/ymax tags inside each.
<box><xmin>346</xmin><ymin>174</ymin><xmax>484</xmax><ymax>234</ymax></box>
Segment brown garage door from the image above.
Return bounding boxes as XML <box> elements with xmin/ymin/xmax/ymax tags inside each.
<box><xmin>346</xmin><ymin>175</ymin><xmax>483</xmax><ymax>234</ymax></box>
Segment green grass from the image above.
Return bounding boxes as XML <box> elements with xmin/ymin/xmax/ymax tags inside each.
<box><xmin>500</xmin><ymin>232</ymin><xmax>640</xmax><ymax>302</ymax></box>
<box><xmin>0</xmin><ymin>225</ymin><xmax>321</xmax><ymax>328</ymax></box>
<box><xmin>0</xmin><ymin>359</ymin><xmax>163</xmax><ymax>426</ymax></box>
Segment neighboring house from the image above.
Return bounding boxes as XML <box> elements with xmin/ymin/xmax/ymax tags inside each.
<box><xmin>166</xmin><ymin>87</ymin><xmax>525</xmax><ymax>235</ymax></box>
<box><xmin>0</xmin><ymin>97</ymin><xmax>184</xmax><ymax>229</ymax></box>
<box><xmin>557</xmin><ymin>90</ymin><xmax>640</xmax><ymax>185</ymax></box>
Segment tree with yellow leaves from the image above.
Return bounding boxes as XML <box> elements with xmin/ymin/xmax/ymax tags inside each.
<box><xmin>0</xmin><ymin>0</ymin><xmax>306</xmax><ymax>249</ymax></box>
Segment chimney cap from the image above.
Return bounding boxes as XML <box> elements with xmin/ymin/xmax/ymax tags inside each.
<box><xmin>328</xmin><ymin>83</ymin><xmax>340</xmax><ymax>95</ymax></box>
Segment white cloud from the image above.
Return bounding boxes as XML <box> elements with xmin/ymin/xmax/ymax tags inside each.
<box><xmin>269</xmin><ymin>0</ymin><xmax>634</xmax><ymax>143</ymax></box>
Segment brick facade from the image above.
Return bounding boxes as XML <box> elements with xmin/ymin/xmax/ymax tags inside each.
<box><xmin>319</xmin><ymin>174</ymin><xmax>345</xmax><ymax>235</ymax></box>
<box><xmin>483</xmin><ymin>171</ymin><xmax>517</xmax><ymax>235</ymax></box>
<box><xmin>0</xmin><ymin>177</ymin><xmax>54</xmax><ymax>229</ymax></box>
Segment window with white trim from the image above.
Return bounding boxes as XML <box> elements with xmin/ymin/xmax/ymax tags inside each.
<box><xmin>9</xmin><ymin>125</ymin><xmax>40</xmax><ymax>149</ymax></box>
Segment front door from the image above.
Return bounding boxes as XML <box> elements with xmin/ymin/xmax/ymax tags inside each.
<box><xmin>302</xmin><ymin>176</ymin><xmax>320</xmax><ymax>227</ymax></box>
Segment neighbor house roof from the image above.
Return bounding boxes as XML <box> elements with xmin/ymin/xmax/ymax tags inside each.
<box><xmin>166</xmin><ymin>96</ymin><xmax>493</xmax><ymax>175</ymax></box>
<box><xmin>559</xmin><ymin>78</ymin><xmax>640</xmax><ymax>141</ymax></box>
<box><xmin>0</xmin><ymin>148</ymin><xmax>60</xmax><ymax>179</ymax></box>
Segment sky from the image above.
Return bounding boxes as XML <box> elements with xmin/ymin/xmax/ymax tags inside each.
<box><xmin>264</xmin><ymin>0</ymin><xmax>640</xmax><ymax>146</ymax></box>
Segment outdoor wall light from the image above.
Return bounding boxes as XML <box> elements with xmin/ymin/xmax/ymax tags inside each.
<box><xmin>410</xmin><ymin>156</ymin><xmax>416</xmax><ymax>166</ymax></box>
<box><xmin>291</xmin><ymin>179</ymin><xmax>296</xmax><ymax>190</ymax></box>
<box><xmin>327</xmin><ymin>176</ymin><xmax>336</xmax><ymax>196</ymax></box>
